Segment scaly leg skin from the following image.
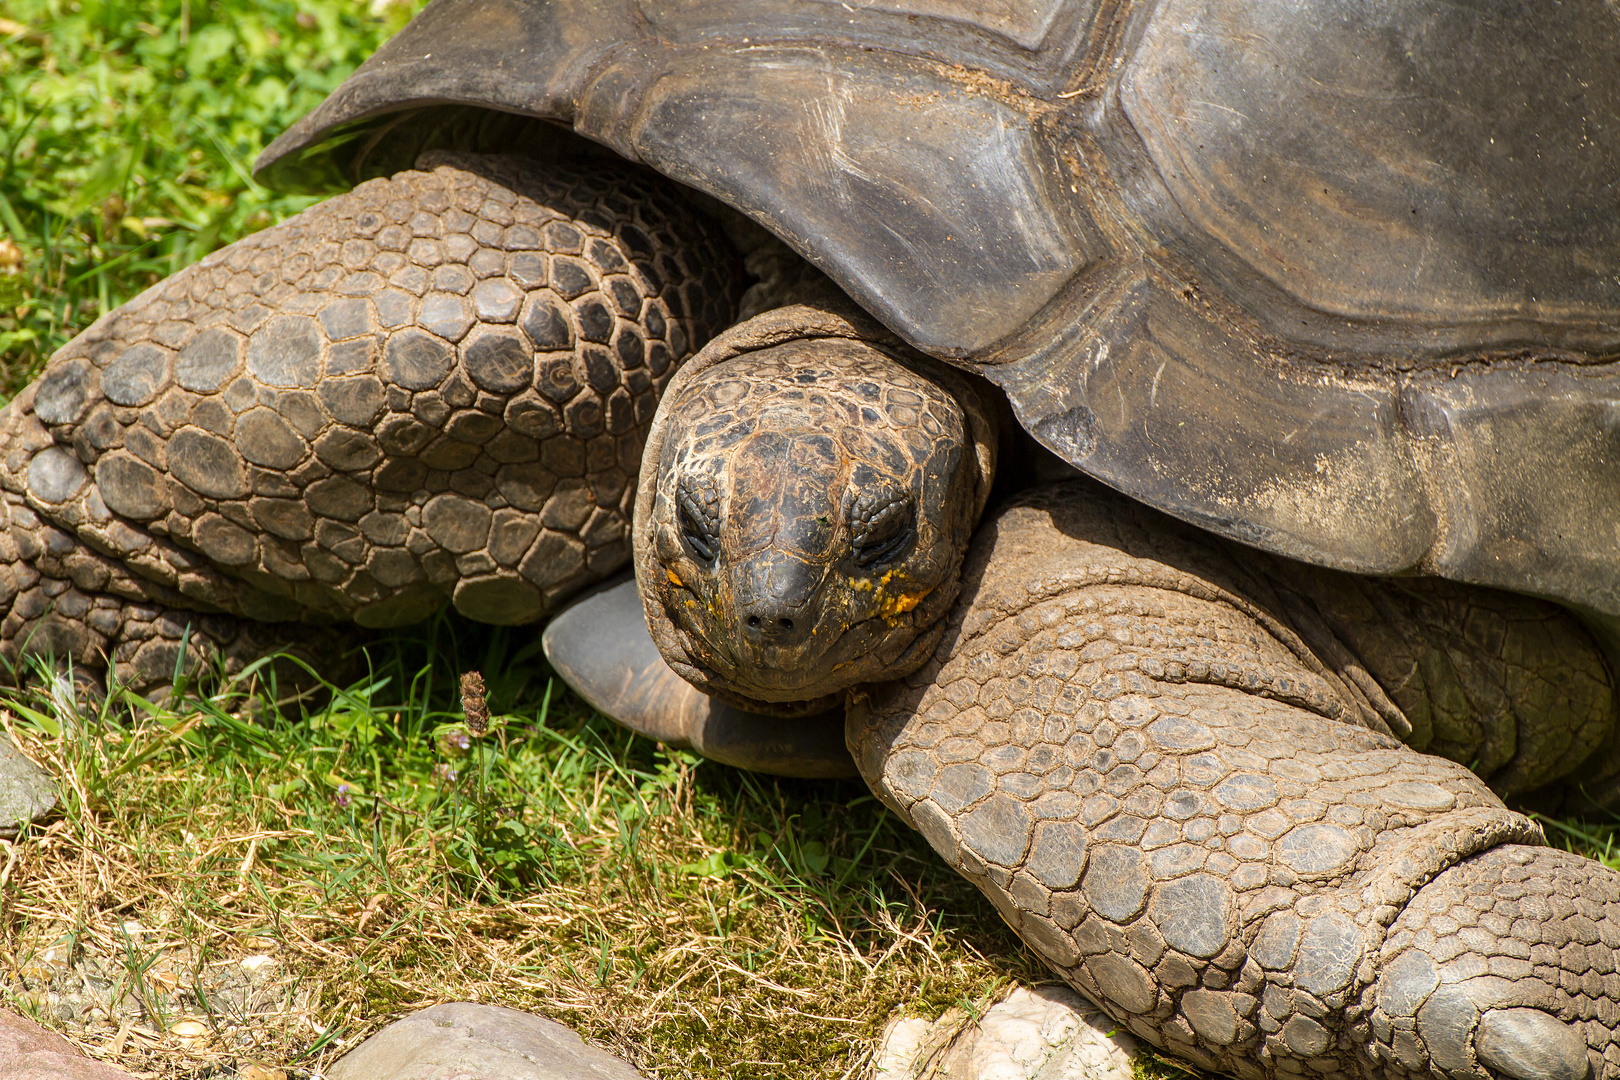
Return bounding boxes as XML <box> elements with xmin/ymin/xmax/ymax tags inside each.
<box><xmin>0</xmin><ymin>152</ymin><xmax>741</xmax><ymax>693</ymax></box>
<box><xmin>1262</xmin><ymin>560</ymin><xmax>1620</xmax><ymax>811</ymax></box>
<box><xmin>849</xmin><ymin>482</ymin><xmax>1619</xmax><ymax>1080</ymax></box>
<box><xmin>0</xmin><ymin>487</ymin><xmax>353</xmax><ymax>699</ymax></box>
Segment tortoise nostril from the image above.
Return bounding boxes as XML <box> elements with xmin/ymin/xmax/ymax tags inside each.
<box><xmin>741</xmin><ymin>610</ymin><xmax>803</xmax><ymax>641</ymax></box>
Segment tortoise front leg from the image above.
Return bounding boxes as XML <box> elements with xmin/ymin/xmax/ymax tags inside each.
<box><xmin>850</xmin><ymin>483</ymin><xmax>1618</xmax><ymax>1080</ymax></box>
<box><xmin>0</xmin><ymin>152</ymin><xmax>741</xmax><ymax>690</ymax></box>
<box><xmin>0</xmin><ymin>488</ymin><xmax>354</xmax><ymax>699</ymax></box>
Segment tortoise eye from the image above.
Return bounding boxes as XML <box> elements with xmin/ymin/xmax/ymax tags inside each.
<box><xmin>676</xmin><ymin>480</ymin><xmax>719</xmax><ymax>565</ymax></box>
<box><xmin>851</xmin><ymin>496</ymin><xmax>914</xmax><ymax>568</ymax></box>
<box><xmin>680</xmin><ymin>506</ymin><xmax>716</xmax><ymax>564</ymax></box>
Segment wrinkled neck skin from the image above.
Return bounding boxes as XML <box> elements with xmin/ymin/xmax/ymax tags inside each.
<box><xmin>634</xmin><ymin>304</ymin><xmax>1000</xmax><ymax>716</ymax></box>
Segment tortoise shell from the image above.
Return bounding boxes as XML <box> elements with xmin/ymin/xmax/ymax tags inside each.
<box><xmin>256</xmin><ymin>0</ymin><xmax>1620</xmax><ymax>618</ymax></box>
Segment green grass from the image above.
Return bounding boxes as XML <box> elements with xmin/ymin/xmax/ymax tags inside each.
<box><xmin>1</xmin><ymin>618</ymin><xmax>1041</xmax><ymax>1077</ymax></box>
<box><xmin>0</xmin><ymin>0</ymin><xmax>419</xmax><ymax>391</ymax></box>
<box><xmin>0</xmin><ymin>3</ymin><xmax>1617</xmax><ymax>1079</ymax></box>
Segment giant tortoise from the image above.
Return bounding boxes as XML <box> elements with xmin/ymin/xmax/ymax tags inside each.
<box><xmin>2</xmin><ymin>0</ymin><xmax>1619</xmax><ymax>1077</ymax></box>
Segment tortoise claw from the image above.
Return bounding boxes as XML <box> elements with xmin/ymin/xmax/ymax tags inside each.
<box><xmin>1477</xmin><ymin>1008</ymin><xmax>1590</xmax><ymax>1080</ymax></box>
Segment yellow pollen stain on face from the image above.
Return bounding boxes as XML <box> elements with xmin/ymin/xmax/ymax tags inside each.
<box><xmin>860</xmin><ymin>569</ymin><xmax>932</xmax><ymax>624</ymax></box>
<box><xmin>879</xmin><ymin>587</ymin><xmax>932</xmax><ymax>621</ymax></box>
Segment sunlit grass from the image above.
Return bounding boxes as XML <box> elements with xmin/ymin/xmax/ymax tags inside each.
<box><xmin>0</xmin><ymin>615</ymin><xmax>1042</xmax><ymax>1077</ymax></box>
<box><xmin>0</xmin><ymin>0</ymin><xmax>418</xmax><ymax>391</ymax></box>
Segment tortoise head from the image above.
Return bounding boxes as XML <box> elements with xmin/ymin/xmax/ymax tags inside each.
<box><xmin>634</xmin><ymin>306</ymin><xmax>999</xmax><ymax>714</ymax></box>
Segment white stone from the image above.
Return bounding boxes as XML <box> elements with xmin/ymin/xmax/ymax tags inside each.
<box><xmin>873</xmin><ymin>985</ymin><xmax>1138</xmax><ymax>1080</ymax></box>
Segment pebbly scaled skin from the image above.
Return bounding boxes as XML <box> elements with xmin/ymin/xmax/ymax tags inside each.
<box><xmin>0</xmin><ymin>153</ymin><xmax>741</xmax><ymax>694</ymax></box>
<box><xmin>849</xmin><ymin>483</ymin><xmax>1620</xmax><ymax>1080</ymax></box>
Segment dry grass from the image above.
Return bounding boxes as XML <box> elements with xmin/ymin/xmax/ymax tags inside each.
<box><xmin>0</xmin><ymin>623</ymin><xmax>1042</xmax><ymax>1078</ymax></box>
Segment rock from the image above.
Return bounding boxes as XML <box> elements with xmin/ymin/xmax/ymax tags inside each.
<box><xmin>0</xmin><ymin>735</ymin><xmax>55</xmax><ymax>838</ymax></box>
<box><xmin>327</xmin><ymin>1002</ymin><xmax>647</xmax><ymax>1080</ymax></box>
<box><xmin>0</xmin><ymin>1009</ymin><xmax>140</xmax><ymax>1080</ymax></box>
<box><xmin>873</xmin><ymin>985</ymin><xmax>1139</xmax><ymax>1080</ymax></box>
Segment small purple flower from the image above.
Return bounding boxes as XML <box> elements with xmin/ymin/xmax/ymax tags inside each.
<box><xmin>434</xmin><ymin>763</ymin><xmax>458</xmax><ymax>783</ymax></box>
<box><xmin>334</xmin><ymin>783</ymin><xmax>352</xmax><ymax>808</ymax></box>
<box><xmin>438</xmin><ymin>729</ymin><xmax>472</xmax><ymax>757</ymax></box>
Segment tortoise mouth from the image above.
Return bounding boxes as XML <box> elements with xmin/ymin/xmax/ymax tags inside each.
<box><xmin>724</xmin><ymin>594</ymin><xmax>946</xmax><ymax>697</ymax></box>
<box><xmin>656</xmin><ymin>564</ymin><xmax>962</xmax><ymax>707</ymax></box>
<box><xmin>652</xmin><ymin>563</ymin><xmax>933</xmax><ymax>699</ymax></box>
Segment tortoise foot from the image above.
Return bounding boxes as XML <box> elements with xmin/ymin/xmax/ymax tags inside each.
<box><xmin>1368</xmin><ymin>843</ymin><xmax>1617</xmax><ymax>1080</ymax></box>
